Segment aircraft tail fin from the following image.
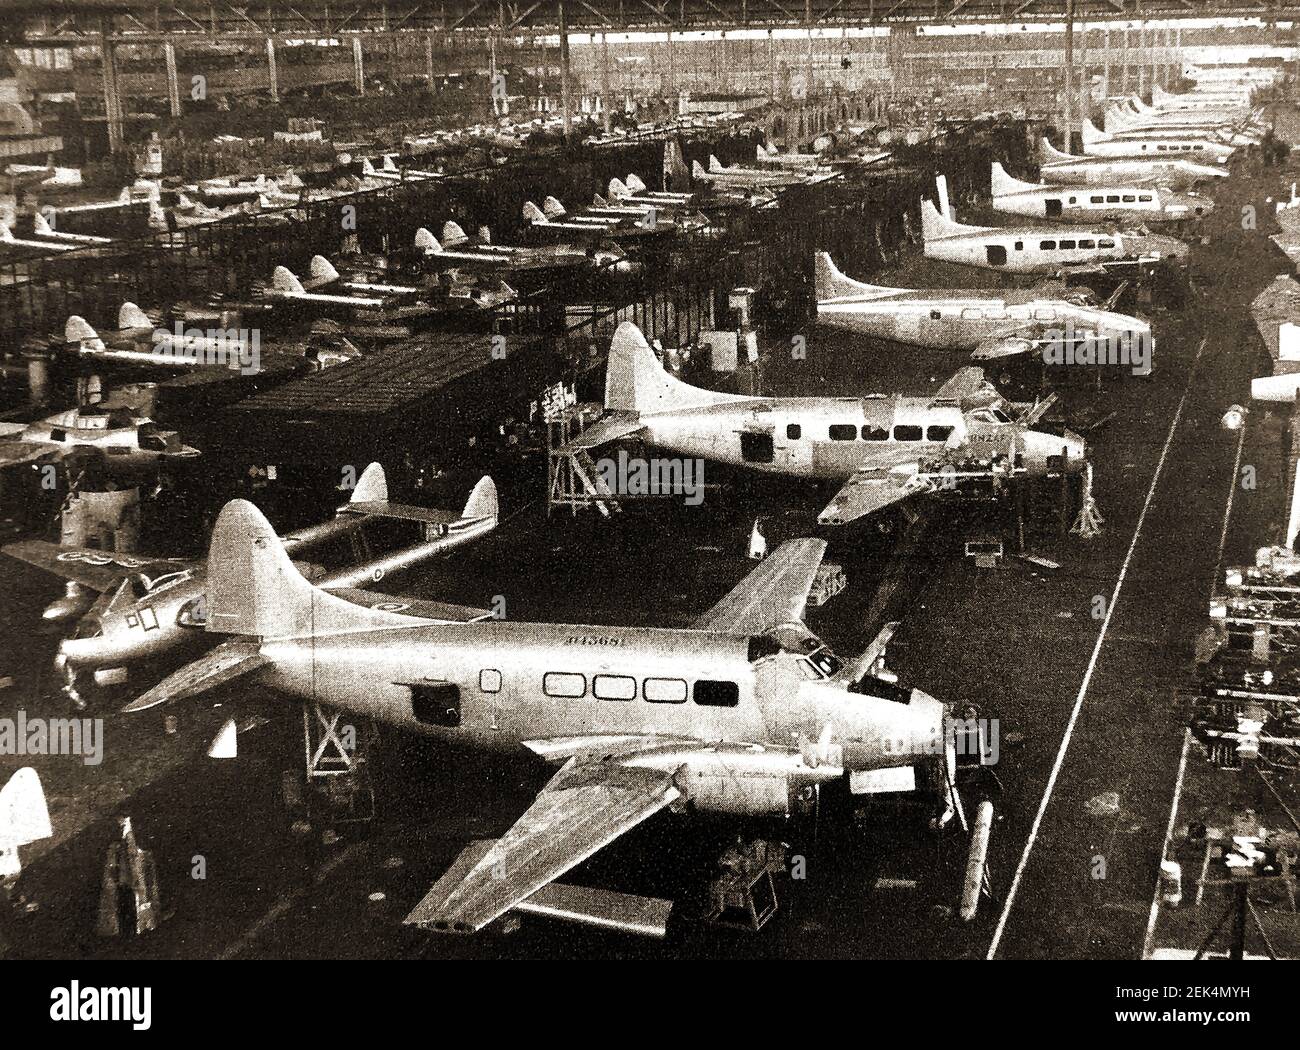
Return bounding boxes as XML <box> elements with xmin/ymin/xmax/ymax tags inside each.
<box><xmin>0</xmin><ymin>225</ymin><xmax>14</xmax><ymax>243</ymax></box>
<box><xmin>609</xmin><ymin>177</ymin><xmax>630</xmax><ymax>199</ymax></box>
<box><xmin>660</xmin><ymin>138</ymin><xmax>691</xmax><ymax>185</ymax></box>
<box><xmin>1082</xmin><ymin>118</ymin><xmax>1109</xmax><ymax>145</ymax></box>
<box><xmin>271</xmin><ymin>265</ymin><xmax>305</xmax><ymax>296</ymax></box>
<box><xmin>33</xmin><ymin>213</ymin><xmax>56</xmax><ymax>236</ymax></box>
<box><xmin>349</xmin><ymin>462</ymin><xmax>388</xmax><ymax>504</ymax></box>
<box><xmin>593</xmin><ymin>193</ymin><xmax>609</xmax><ymax>207</ymax></box>
<box><xmin>692</xmin><ymin>159</ymin><xmax>708</xmax><ymax>180</ymax></box>
<box><xmin>1039</xmin><ymin>136</ymin><xmax>1078</xmax><ymax>164</ymax></box>
<box><xmin>522</xmin><ymin>201</ymin><xmax>547</xmax><ymax>224</ymax></box>
<box><xmin>119</xmin><ymin>302</ymin><xmax>153</xmax><ymax>330</ymax></box>
<box><xmin>310</xmin><ymin>254</ymin><xmax>340</xmax><ymax>283</ymax></box>
<box><xmin>604</xmin><ymin>322</ymin><xmax>739</xmax><ymax>414</ymax></box>
<box><xmin>361</xmin><ymin>157</ymin><xmax>377</xmax><ymax>175</ymax></box>
<box><xmin>461</xmin><ymin>475</ymin><xmax>498</xmax><ymax>522</ymax></box>
<box><xmin>201</xmin><ymin>499</ymin><xmax>420</xmax><ymax>639</ymax></box>
<box><xmin>935</xmin><ymin>174</ymin><xmax>953</xmax><ymax>220</ymax></box>
<box><xmin>920</xmin><ymin>197</ymin><xmax>970</xmax><ymax>242</ymax></box>
<box><xmin>64</xmin><ymin>315</ymin><xmax>104</xmax><ymax>348</ymax></box>
<box><xmin>442</xmin><ymin>221</ymin><xmax>469</xmax><ymax>247</ymax></box>
<box><xmin>542</xmin><ymin>196</ymin><xmax>566</xmax><ymax>219</ymax></box>
<box><xmin>415</xmin><ymin>226</ymin><xmax>442</xmax><ymax>252</ymax></box>
<box><xmin>626</xmin><ymin>172</ymin><xmax>649</xmax><ymax>194</ymax></box>
<box><xmin>990</xmin><ymin>161</ymin><xmax>1040</xmax><ymax>197</ymax></box>
<box><xmin>708</xmin><ymin>154</ymin><xmax>725</xmax><ymax>173</ymax></box>
<box><xmin>477</xmin><ymin>226</ymin><xmax>491</xmax><ymax>245</ymax></box>
<box><xmin>814</xmin><ymin>251</ymin><xmax>899</xmax><ymax>301</ymax></box>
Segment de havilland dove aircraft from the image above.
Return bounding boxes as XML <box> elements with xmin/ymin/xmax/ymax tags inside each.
<box><xmin>30</xmin><ymin>213</ymin><xmax>113</xmax><ymax>246</ymax></box>
<box><xmin>1080</xmin><ymin>118</ymin><xmax>1235</xmax><ymax>165</ymax></box>
<box><xmin>523</xmin><ymin>196</ymin><xmax>707</xmax><ymax>239</ymax></box>
<box><xmin>414</xmin><ymin>222</ymin><xmax>633</xmax><ymax>274</ymax></box>
<box><xmin>920</xmin><ymin>177</ymin><xmax>1188</xmax><ymax>277</ymax></box>
<box><xmin>691</xmin><ymin>154</ymin><xmax>830</xmax><ymax>189</ymax></box>
<box><xmin>4</xmin><ymin>464</ymin><xmax>498</xmax><ymax>687</ymax></box>
<box><xmin>0</xmin><ymin>222</ymin><xmax>79</xmax><ymax>253</ymax></box>
<box><xmin>567</xmin><ymin>322</ymin><xmax>1086</xmax><ymax>525</ymax></box>
<box><xmin>125</xmin><ymin>497</ymin><xmax>960</xmax><ymax>934</ymax></box>
<box><xmin>814</xmin><ymin>252</ymin><xmax>1151</xmax><ymax>362</ymax></box>
<box><xmin>1037</xmin><ymin>137</ymin><xmax>1228</xmax><ymax>190</ymax></box>
<box><xmin>990</xmin><ymin>162</ymin><xmax>1212</xmax><ymax>224</ymax></box>
<box><xmin>60</xmin><ymin>304</ymin><xmax>357</xmax><ymax>375</ymax></box>
<box><xmin>0</xmin><ymin>404</ymin><xmax>200</xmax><ymax>472</ymax></box>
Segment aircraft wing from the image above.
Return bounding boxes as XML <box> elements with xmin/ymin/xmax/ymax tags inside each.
<box><xmin>325</xmin><ymin>587</ymin><xmax>494</xmax><ymax>622</ymax></box>
<box><xmin>2</xmin><ymin>541</ymin><xmax>191</xmax><ymax>592</ymax></box>
<box><xmin>404</xmin><ymin>755</ymin><xmax>681</xmax><ymax>932</ymax></box>
<box><xmin>693</xmin><ymin>537</ymin><xmax>827</xmax><ymax>634</ymax></box>
<box><xmin>971</xmin><ymin>328</ymin><xmax>1038</xmax><ymax>361</ymax></box>
<box><xmin>817</xmin><ymin>458</ymin><xmax>928</xmax><ymax>526</ymax></box>
<box><xmin>556</xmin><ymin>410</ymin><xmax>645</xmax><ymax>452</ymax></box>
<box><xmin>122</xmin><ymin>639</ymin><xmax>268</xmax><ymax>713</ymax></box>
<box><xmin>0</xmin><ymin>441</ymin><xmax>63</xmax><ymax>468</ymax></box>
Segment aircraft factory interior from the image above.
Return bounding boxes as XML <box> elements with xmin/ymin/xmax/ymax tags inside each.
<box><xmin>2</xmin><ymin>0</ymin><xmax>1300</xmax><ymax>1002</ymax></box>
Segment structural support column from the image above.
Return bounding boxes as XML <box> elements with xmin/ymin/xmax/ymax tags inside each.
<box><xmin>666</xmin><ymin>28</ymin><xmax>676</xmax><ymax>109</ymax></box>
<box><xmin>425</xmin><ymin>33</ymin><xmax>434</xmax><ymax>84</ymax></box>
<box><xmin>558</xmin><ymin>0</ymin><xmax>572</xmax><ymax>141</ymax></box>
<box><xmin>1137</xmin><ymin>21</ymin><xmax>1146</xmax><ymax>97</ymax></box>
<box><xmin>353</xmin><ymin>36</ymin><xmax>365</xmax><ymax>97</ymax></box>
<box><xmin>1062</xmin><ymin>0</ymin><xmax>1074</xmax><ymax>153</ymax></box>
<box><xmin>266</xmin><ymin>37</ymin><xmax>279</xmax><ymax>103</ymax></box>
<box><xmin>1102</xmin><ymin>27</ymin><xmax>1110</xmax><ymax>104</ymax></box>
<box><xmin>600</xmin><ymin>31</ymin><xmax>612</xmax><ymax>133</ymax></box>
<box><xmin>768</xmin><ymin>29</ymin><xmax>777</xmax><ymax>104</ymax></box>
<box><xmin>1121</xmin><ymin>25</ymin><xmax>1129</xmax><ymax>97</ymax></box>
<box><xmin>163</xmin><ymin>41</ymin><xmax>181</xmax><ymax>117</ymax></box>
<box><xmin>100</xmin><ymin>19</ymin><xmax>124</xmax><ymax>153</ymax></box>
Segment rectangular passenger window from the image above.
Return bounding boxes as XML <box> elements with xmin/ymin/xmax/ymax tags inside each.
<box><xmin>1090</xmin><ymin>195</ymin><xmax>1103</xmax><ymax>204</ymax></box>
<box><xmin>1122</xmin><ymin>195</ymin><xmax>1135</xmax><ymax>203</ymax></box>
<box><xmin>828</xmin><ymin>424</ymin><xmax>857</xmax><ymax>441</ymax></box>
<box><xmin>1139</xmin><ymin>194</ymin><xmax>1152</xmax><ymax>202</ymax></box>
<box><xmin>1106</xmin><ymin>195</ymin><xmax>1119</xmax><ymax>203</ymax></box>
<box><xmin>644</xmin><ymin>677</ymin><xmax>687</xmax><ymax>703</ymax></box>
<box><xmin>1099</xmin><ymin>238</ymin><xmax>1115</xmax><ymax>248</ymax></box>
<box><xmin>543</xmin><ymin>672</ymin><xmax>586</xmax><ymax>698</ymax></box>
<box><xmin>929</xmin><ymin>308</ymin><xmax>941</xmax><ymax>319</ymax></box>
<box><xmin>694</xmin><ymin>680</ymin><xmax>739</xmax><ymax>707</ymax></box>
<box><xmin>1079</xmin><ymin>239</ymin><xmax>1095</xmax><ymax>249</ymax></box>
<box><xmin>594</xmin><ymin>674</ymin><xmax>636</xmax><ymax>700</ymax></box>
<box><xmin>862</xmin><ymin>424</ymin><xmax>888</xmax><ymax>441</ymax></box>
<box><xmin>479</xmin><ymin>669</ymin><xmax>501</xmax><ymax>693</ymax></box>
<box><xmin>893</xmin><ymin>424</ymin><xmax>922</xmax><ymax>442</ymax></box>
<box><xmin>1059</xmin><ymin>239</ymin><xmax>1076</xmax><ymax>250</ymax></box>
<box><xmin>786</xmin><ymin>423</ymin><xmax>801</xmax><ymax>440</ymax></box>
<box><xmin>1039</xmin><ymin>240</ymin><xmax>1055</xmax><ymax>250</ymax></box>
<box><xmin>926</xmin><ymin>425</ymin><xmax>954</xmax><ymax>442</ymax></box>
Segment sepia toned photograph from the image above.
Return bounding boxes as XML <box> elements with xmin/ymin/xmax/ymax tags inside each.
<box><xmin>0</xmin><ymin>0</ymin><xmax>1295</xmax><ymax>1013</ymax></box>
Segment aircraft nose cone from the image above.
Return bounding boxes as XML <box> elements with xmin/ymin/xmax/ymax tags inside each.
<box><xmin>1064</xmin><ymin>428</ymin><xmax>1088</xmax><ymax>469</ymax></box>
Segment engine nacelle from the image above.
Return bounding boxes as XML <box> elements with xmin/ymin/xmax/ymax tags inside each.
<box><xmin>667</xmin><ymin>747</ymin><xmax>833</xmax><ymax>819</ymax></box>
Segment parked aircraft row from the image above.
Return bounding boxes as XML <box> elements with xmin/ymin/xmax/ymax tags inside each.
<box><xmin>4</xmin><ymin>464</ymin><xmax>498</xmax><ymax>690</ymax></box>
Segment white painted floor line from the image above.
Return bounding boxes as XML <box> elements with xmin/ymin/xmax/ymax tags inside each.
<box><xmin>1142</xmin><ymin>728</ymin><xmax>1191</xmax><ymax>959</ymax></box>
<box><xmin>1139</xmin><ymin>411</ymin><xmax>1246</xmax><ymax>959</ymax></box>
<box><xmin>985</xmin><ymin>336</ymin><xmax>1208</xmax><ymax>960</ymax></box>
<box><xmin>218</xmin><ymin>842</ymin><xmax>362</xmax><ymax>960</ymax></box>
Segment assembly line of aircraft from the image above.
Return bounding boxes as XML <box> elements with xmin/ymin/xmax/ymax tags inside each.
<box><xmin>3</xmin><ymin>464</ymin><xmax>498</xmax><ymax>692</ymax></box>
<box><xmin>2</xmin><ymin>79</ymin><xmax>1258</xmax><ymax>942</ymax></box>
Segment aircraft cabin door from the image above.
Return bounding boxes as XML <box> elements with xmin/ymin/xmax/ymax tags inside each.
<box><xmin>985</xmin><ymin>244</ymin><xmax>1007</xmax><ymax>266</ymax></box>
<box><xmin>740</xmin><ymin>430</ymin><xmax>775</xmax><ymax>464</ymax></box>
<box><xmin>1045</xmin><ymin>199</ymin><xmax>1063</xmax><ymax>218</ymax></box>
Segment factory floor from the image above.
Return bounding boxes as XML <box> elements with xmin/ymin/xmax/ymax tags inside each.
<box><xmin>3</xmin><ymin>141</ymin><xmax>1299</xmax><ymax>960</ymax></box>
